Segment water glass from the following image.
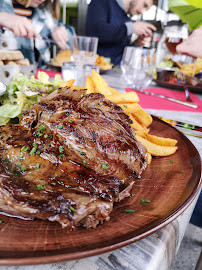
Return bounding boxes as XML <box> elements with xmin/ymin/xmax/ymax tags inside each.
<box><xmin>70</xmin><ymin>36</ymin><xmax>98</xmax><ymax>65</ymax></box>
<box><xmin>70</xmin><ymin>36</ymin><xmax>98</xmax><ymax>85</ymax></box>
<box><xmin>121</xmin><ymin>47</ymin><xmax>155</xmax><ymax>89</ymax></box>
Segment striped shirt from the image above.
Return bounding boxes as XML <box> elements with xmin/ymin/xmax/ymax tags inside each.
<box><xmin>12</xmin><ymin>1</ymin><xmax>33</xmax><ymax>19</ymax></box>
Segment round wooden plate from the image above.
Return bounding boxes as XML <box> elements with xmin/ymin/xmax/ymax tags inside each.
<box><xmin>0</xmin><ymin>117</ymin><xmax>201</xmax><ymax>265</ymax></box>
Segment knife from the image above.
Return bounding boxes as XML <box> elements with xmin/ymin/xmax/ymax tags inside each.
<box><xmin>133</xmin><ymin>88</ymin><xmax>198</xmax><ymax>109</ymax></box>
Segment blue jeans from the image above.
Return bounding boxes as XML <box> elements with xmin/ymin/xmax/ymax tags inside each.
<box><xmin>190</xmin><ymin>190</ymin><xmax>202</xmax><ymax>228</ymax></box>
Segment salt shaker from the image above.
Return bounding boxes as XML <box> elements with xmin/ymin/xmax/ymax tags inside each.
<box><xmin>62</xmin><ymin>62</ymin><xmax>78</xmax><ymax>83</ymax></box>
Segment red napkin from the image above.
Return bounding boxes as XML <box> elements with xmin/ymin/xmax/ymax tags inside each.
<box><xmin>126</xmin><ymin>87</ymin><xmax>202</xmax><ymax>112</ymax></box>
<box><xmin>35</xmin><ymin>69</ymin><xmax>62</xmax><ymax>79</ymax></box>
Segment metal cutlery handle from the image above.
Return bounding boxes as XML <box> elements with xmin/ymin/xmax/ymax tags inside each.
<box><xmin>134</xmin><ymin>89</ymin><xmax>198</xmax><ymax>109</ymax></box>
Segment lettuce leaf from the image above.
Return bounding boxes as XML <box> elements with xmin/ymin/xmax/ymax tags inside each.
<box><xmin>0</xmin><ymin>71</ymin><xmax>65</xmax><ymax>126</ymax></box>
<box><xmin>0</xmin><ymin>104</ymin><xmax>21</xmax><ymax>118</ymax></box>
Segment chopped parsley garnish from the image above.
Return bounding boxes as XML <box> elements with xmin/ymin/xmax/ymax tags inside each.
<box><xmin>8</xmin><ymin>168</ymin><xmax>13</xmax><ymax>174</ymax></box>
<box><xmin>36</xmin><ymin>150</ymin><xmax>41</xmax><ymax>155</ymax></box>
<box><xmin>153</xmin><ymin>156</ymin><xmax>160</xmax><ymax>159</ymax></box>
<box><xmin>35</xmin><ymin>163</ymin><xmax>40</xmax><ymax>169</ymax></box>
<box><xmin>102</xmin><ymin>164</ymin><xmax>109</xmax><ymax>170</ymax></box>
<box><xmin>44</xmin><ymin>134</ymin><xmax>48</xmax><ymax>139</ymax></box>
<box><xmin>17</xmin><ymin>162</ymin><xmax>22</xmax><ymax>166</ymax></box>
<box><xmin>37</xmin><ymin>184</ymin><xmax>45</xmax><ymax>190</ymax></box>
<box><xmin>0</xmin><ymin>220</ymin><xmax>2</xmax><ymax>223</ymax></box>
<box><xmin>79</xmin><ymin>152</ymin><xmax>86</xmax><ymax>156</ymax></box>
<box><xmin>21</xmin><ymin>166</ymin><xmax>27</xmax><ymax>171</ymax></box>
<box><xmin>9</xmin><ymin>135</ymin><xmax>13</xmax><ymax>138</ymax></box>
<box><xmin>53</xmin><ymin>174</ymin><xmax>57</xmax><ymax>179</ymax></box>
<box><xmin>36</xmin><ymin>126</ymin><xmax>47</xmax><ymax>133</ymax></box>
<box><xmin>69</xmin><ymin>206</ymin><xmax>76</xmax><ymax>212</ymax></box>
<box><xmin>59</xmin><ymin>146</ymin><xmax>64</xmax><ymax>153</ymax></box>
<box><xmin>123</xmin><ymin>105</ymin><xmax>127</xmax><ymax>108</ymax></box>
<box><xmin>59</xmin><ymin>154</ymin><xmax>64</xmax><ymax>159</ymax></box>
<box><xmin>80</xmin><ymin>94</ymin><xmax>84</xmax><ymax>98</ymax></box>
<box><xmin>169</xmin><ymin>160</ymin><xmax>174</xmax><ymax>163</ymax></box>
<box><xmin>20</xmin><ymin>154</ymin><xmax>24</xmax><ymax>158</ymax></box>
<box><xmin>83</xmin><ymin>160</ymin><xmax>87</xmax><ymax>164</ymax></box>
<box><xmin>180</xmin><ymin>170</ymin><xmax>185</xmax><ymax>173</ymax></box>
<box><xmin>21</xmin><ymin>146</ymin><xmax>29</xmax><ymax>152</ymax></box>
<box><xmin>51</xmin><ymin>182</ymin><xmax>56</xmax><ymax>185</ymax></box>
<box><xmin>30</xmin><ymin>147</ymin><xmax>36</xmax><ymax>155</ymax></box>
<box><xmin>33</xmin><ymin>142</ymin><xmax>38</xmax><ymax>148</ymax></box>
<box><xmin>49</xmin><ymin>135</ymin><xmax>53</xmax><ymax>139</ymax></box>
<box><xmin>2</xmin><ymin>158</ymin><xmax>8</xmax><ymax>163</ymax></box>
<box><xmin>68</xmin><ymin>120</ymin><xmax>73</xmax><ymax>123</ymax></box>
<box><xmin>36</xmin><ymin>126</ymin><xmax>47</xmax><ymax>136</ymax></box>
<box><xmin>50</xmin><ymin>113</ymin><xmax>53</xmax><ymax>117</ymax></box>
<box><xmin>140</xmin><ymin>200</ymin><xmax>151</xmax><ymax>204</ymax></box>
<box><xmin>58</xmin><ymin>124</ymin><xmax>63</xmax><ymax>129</ymax></box>
<box><xmin>124</xmin><ymin>209</ymin><xmax>135</xmax><ymax>213</ymax></box>
<box><xmin>97</xmin><ymin>103</ymin><xmax>100</xmax><ymax>106</ymax></box>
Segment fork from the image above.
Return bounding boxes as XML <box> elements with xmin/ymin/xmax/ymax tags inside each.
<box><xmin>177</xmin><ymin>72</ymin><xmax>198</xmax><ymax>107</ymax></box>
<box><xmin>184</xmin><ymin>88</ymin><xmax>193</xmax><ymax>102</ymax></box>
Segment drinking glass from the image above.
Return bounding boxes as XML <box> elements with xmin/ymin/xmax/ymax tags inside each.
<box><xmin>70</xmin><ymin>36</ymin><xmax>98</xmax><ymax>85</ymax></box>
<box><xmin>164</xmin><ymin>25</ymin><xmax>188</xmax><ymax>62</ymax></box>
<box><xmin>120</xmin><ymin>47</ymin><xmax>155</xmax><ymax>90</ymax></box>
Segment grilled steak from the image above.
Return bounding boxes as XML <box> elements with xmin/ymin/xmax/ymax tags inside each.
<box><xmin>0</xmin><ymin>88</ymin><xmax>147</xmax><ymax>229</ymax></box>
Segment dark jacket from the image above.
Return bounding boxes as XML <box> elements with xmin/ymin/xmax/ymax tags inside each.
<box><xmin>85</xmin><ymin>0</ymin><xmax>132</xmax><ymax>66</ymax></box>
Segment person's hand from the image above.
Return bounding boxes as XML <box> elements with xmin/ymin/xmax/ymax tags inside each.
<box><xmin>52</xmin><ymin>26</ymin><xmax>68</xmax><ymax>50</ymax></box>
<box><xmin>176</xmin><ymin>26</ymin><xmax>202</xmax><ymax>58</ymax></box>
<box><xmin>0</xmin><ymin>13</ymin><xmax>41</xmax><ymax>39</ymax></box>
<box><xmin>133</xmin><ymin>21</ymin><xmax>156</xmax><ymax>37</ymax></box>
<box><xmin>136</xmin><ymin>35</ymin><xmax>152</xmax><ymax>47</ymax></box>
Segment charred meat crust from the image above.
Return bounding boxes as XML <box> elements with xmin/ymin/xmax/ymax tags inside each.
<box><xmin>0</xmin><ymin>88</ymin><xmax>147</xmax><ymax>229</ymax></box>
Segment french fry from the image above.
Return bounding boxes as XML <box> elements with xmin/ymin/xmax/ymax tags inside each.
<box><xmin>91</xmin><ymin>69</ymin><xmax>112</xmax><ymax>96</ymax></box>
<box><xmin>136</xmin><ymin>135</ymin><xmax>178</xmax><ymax>156</ymax></box>
<box><xmin>147</xmin><ymin>153</ymin><xmax>152</xmax><ymax>165</ymax></box>
<box><xmin>130</xmin><ymin>114</ymin><xmax>149</xmax><ymax>132</ymax></box>
<box><xmin>145</xmin><ymin>134</ymin><xmax>178</xmax><ymax>147</ymax></box>
<box><xmin>85</xmin><ymin>75</ymin><xmax>95</xmax><ymax>94</ymax></box>
<box><xmin>59</xmin><ymin>79</ymin><xmax>75</xmax><ymax>88</ymax></box>
<box><xmin>116</xmin><ymin>103</ymin><xmax>141</xmax><ymax>115</ymax></box>
<box><xmin>135</xmin><ymin>130</ymin><xmax>147</xmax><ymax>138</ymax></box>
<box><xmin>132</xmin><ymin>108</ymin><xmax>152</xmax><ymax>127</ymax></box>
<box><xmin>105</xmin><ymin>92</ymin><xmax>139</xmax><ymax>103</ymax></box>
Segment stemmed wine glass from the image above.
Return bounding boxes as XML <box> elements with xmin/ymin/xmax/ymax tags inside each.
<box><xmin>120</xmin><ymin>47</ymin><xmax>155</xmax><ymax>90</ymax></box>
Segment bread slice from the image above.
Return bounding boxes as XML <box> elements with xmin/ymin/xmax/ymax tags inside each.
<box><xmin>15</xmin><ymin>58</ymin><xmax>30</xmax><ymax>66</ymax></box>
<box><xmin>0</xmin><ymin>50</ymin><xmax>24</xmax><ymax>61</ymax></box>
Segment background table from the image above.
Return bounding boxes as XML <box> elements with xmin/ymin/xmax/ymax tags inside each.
<box><xmin>0</xmin><ymin>70</ymin><xmax>201</xmax><ymax>270</ymax></box>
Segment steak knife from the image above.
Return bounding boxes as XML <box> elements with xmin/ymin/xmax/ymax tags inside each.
<box><xmin>133</xmin><ymin>88</ymin><xmax>198</xmax><ymax>109</ymax></box>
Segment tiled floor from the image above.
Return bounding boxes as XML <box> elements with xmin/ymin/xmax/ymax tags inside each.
<box><xmin>172</xmin><ymin>223</ymin><xmax>202</xmax><ymax>270</ymax></box>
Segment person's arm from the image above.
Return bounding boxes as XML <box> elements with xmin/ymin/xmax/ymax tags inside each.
<box><xmin>176</xmin><ymin>26</ymin><xmax>202</xmax><ymax>58</ymax></box>
<box><xmin>0</xmin><ymin>13</ymin><xmax>41</xmax><ymax>39</ymax></box>
<box><xmin>86</xmin><ymin>0</ymin><xmax>128</xmax><ymax>43</ymax></box>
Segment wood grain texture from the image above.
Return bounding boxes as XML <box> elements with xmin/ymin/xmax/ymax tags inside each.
<box><xmin>0</xmin><ymin>117</ymin><xmax>201</xmax><ymax>265</ymax></box>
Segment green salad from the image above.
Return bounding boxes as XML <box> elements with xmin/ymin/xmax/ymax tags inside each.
<box><xmin>0</xmin><ymin>71</ymin><xmax>64</xmax><ymax>126</ymax></box>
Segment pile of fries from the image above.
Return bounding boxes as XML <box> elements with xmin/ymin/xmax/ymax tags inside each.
<box><xmin>177</xmin><ymin>58</ymin><xmax>202</xmax><ymax>76</ymax></box>
<box><xmin>59</xmin><ymin>70</ymin><xmax>178</xmax><ymax>164</ymax></box>
<box><xmin>95</xmin><ymin>55</ymin><xmax>113</xmax><ymax>70</ymax></box>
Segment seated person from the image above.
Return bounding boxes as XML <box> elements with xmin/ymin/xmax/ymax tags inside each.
<box><xmin>85</xmin><ymin>0</ymin><xmax>157</xmax><ymax>66</ymax></box>
<box><xmin>0</xmin><ymin>0</ymin><xmax>75</xmax><ymax>67</ymax></box>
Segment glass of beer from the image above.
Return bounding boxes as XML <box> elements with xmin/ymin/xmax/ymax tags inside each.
<box><xmin>164</xmin><ymin>25</ymin><xmax>188</xmax><ymax>57</ymax></box>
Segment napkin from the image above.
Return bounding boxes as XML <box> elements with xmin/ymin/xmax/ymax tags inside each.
<box><xmin>126</xmin><ymin>87</ymin><xmax>202</xmax><ymax>112</ymax></box>
<box><xmin>35</xmin><ymin>69</ymin><xmax>62</xmax><ymax>79</ymax></box>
